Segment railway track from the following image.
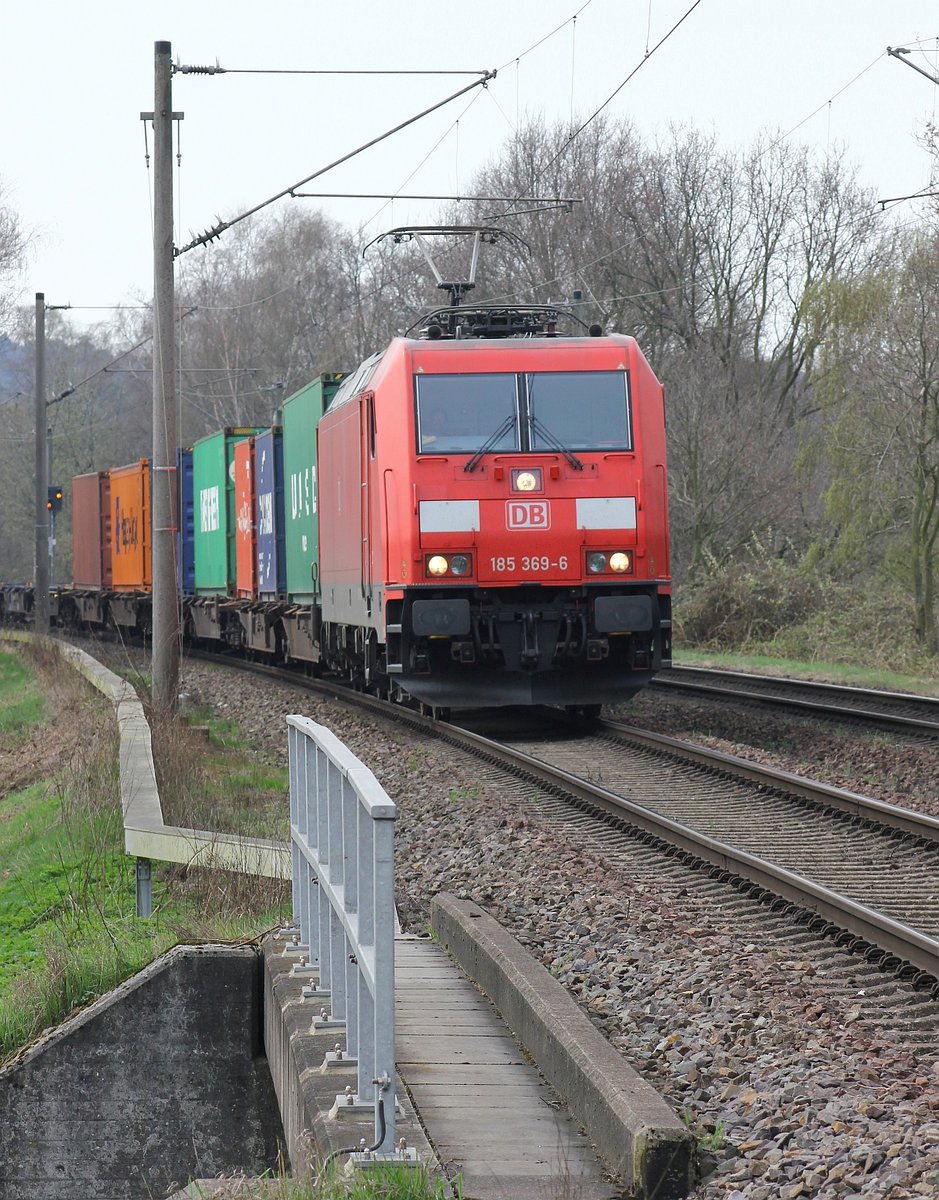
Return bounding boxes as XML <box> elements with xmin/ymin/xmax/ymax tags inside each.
<box><xmin>653</xmin><ymin>664</ymin><xmax>939</xmax><ymax>736</ymax></box>
<box><xmin>186</xmin><ymin>650</ymin><xmax>939</xmax><ymax>993</ymax></box>
<box><xmin>502</xmin><ymin>714</ymin><xmax>939</xmax><ymax>988</ymax></box>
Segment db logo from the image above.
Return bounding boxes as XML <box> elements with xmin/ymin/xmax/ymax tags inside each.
<box><xmin>506</xmin><ymin>500</ymin><xmax>551</xmax><ymax>529</ymax></box>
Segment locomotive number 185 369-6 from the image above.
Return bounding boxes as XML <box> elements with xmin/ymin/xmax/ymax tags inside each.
<box><xmin>490</xmin><ymin>555</ymin><xmax>569</xmax><ymax>572</ymax></box>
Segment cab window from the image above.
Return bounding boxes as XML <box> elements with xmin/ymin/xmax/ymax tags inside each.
<box><xmin>415</xmin><ymin>373</ymin><xmax>519</xmax><ymax>453</ymax></box>
<box><xmin>527</xmin><ymin>371</ymin><xmax>631</xmax><ymax>451</ymax></box>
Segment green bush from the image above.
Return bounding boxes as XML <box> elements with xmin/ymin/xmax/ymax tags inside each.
<box><xmin>676</xmin><ymin>559</ymin><xmax>823</xmax><ymax>649</ymax></box>
<box><xmin>675</xmin><ymin>560</ymin><xmax>933</xmax><ymax>675</ymax></box>
<box><xmin>764</xmin><ymin>583</ymin><xmax>930</xmax><ymax>674</ymax></box>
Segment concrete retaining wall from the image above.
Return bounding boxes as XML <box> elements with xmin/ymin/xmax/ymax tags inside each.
<box><xmin>431</xmin><ymin>894</ymin><xmax>696</xmax><ymax>1200</ymax></box>
<box><xmin>0</xmin><ymin>945</ymin><xmax>284</xmax><ymax>1200</ymax></box>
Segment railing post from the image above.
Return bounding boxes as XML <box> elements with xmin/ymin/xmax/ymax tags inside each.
<box><xmin>135</xmin><ymin>858</ymin><xmax>152</xmax><ymax>918</ymax></box>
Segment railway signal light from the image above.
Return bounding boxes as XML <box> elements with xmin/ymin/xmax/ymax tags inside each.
<box><xmin>47</xmin><ymin>485</ymin><xmax>63</xmax><ymax>514</ymax></box>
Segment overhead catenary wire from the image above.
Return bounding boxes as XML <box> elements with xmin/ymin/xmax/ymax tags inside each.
<box><xmin>764</xmin><ymin>52</ymin><xmax>884</xmax><ymax>156</ymax></box>
<box><xmin>175</xmin><ymin>71</ymin><xmax>496</xmax><ymax>256</ymax></box>
<box><xmin>155</xmin><ymin>3</ymin><xmax>695</xmax><ymax>312</ymax></box>
<box><xmin>552</xmin><ymin>1</ymin><xmax>703</xmax><ymax>162</ymax></box>
<box><xmin>45</xmin><ymin>308</ymin><xmax>197</xmax><ymax>409</ymax></box>
<box><xmin>488</xmin><ymin>0</ymin><xmax>704</xmax><ymax>221</ymax></box>
<box><xmin>360</xmin><ymin>85</ymin><xmax>491</xmax><ymax>230</ymax></box>
<box><xmin>176</xmin><ymin>64</ymin><xmax>489</xmax><ymax>76</ymax></box>
<box><xmin>174</xmin><ymin>0</ymin><xmax>593</xmax><ymax>249</ymax></box>
<box><xmin>497</xmin><ymin>0</ymin><xmax>593</xmax><ymax>73</ymax></box>
<box><xmin>291</xmin><ymin>191</ymin><xmax>579</xmax><ymax>204</ymax></box>
<box><xmin>134</xmin><ymin>6</ymin><xmax>935</xmax><ymax>386</ymax></box>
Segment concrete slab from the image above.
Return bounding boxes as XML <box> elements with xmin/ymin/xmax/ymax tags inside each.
<box><xmin>401</xmin><ymin>1082</ymin><xmax>553</xmax><ymax>1104</ymax></box>
<box><xmin>400</xmin><ymin>1063</ymin><xmax>552</xmax><ymax>1087</ymax></box>
<box><xmin>396</xmin><ymin>1013</ymin><xmax>499</xmax><ymax>1028</ymax></box>
<box><xmin>396</xmin><ymin>1040</ymin><xmax>526</xmax><ymax>1066</ymax></box>
<box><xmin>435</xmin><ymin>1149</ymin><xmax>605</xmax><ymax>1172</ymax></box>
<box><xmin>456</xmin><ymin>1167</ymin><xmax>600</xmax><ymax>1195</ymax></box>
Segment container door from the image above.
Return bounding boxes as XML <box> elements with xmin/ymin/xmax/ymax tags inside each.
<box><xmin>360</xmin><ymin>394</ymin><xmax>376</xmax><ymax>616</ymax></box>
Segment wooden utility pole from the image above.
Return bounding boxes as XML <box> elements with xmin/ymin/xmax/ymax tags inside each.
<box><xmin>33</xmin><ymin>293</ymin><xmax>49</xmax><ymax>635</ymax></box>
<box><xmin>150</xmin><ymin>40</ymin><xmax>180</xmax><ymax>710</ymax></box>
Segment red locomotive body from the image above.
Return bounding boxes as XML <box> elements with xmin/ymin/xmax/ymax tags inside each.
<box><xmin>317</xmin><ymin>330</ymin><xmax>670</xmax><ymax>709</ymax></box>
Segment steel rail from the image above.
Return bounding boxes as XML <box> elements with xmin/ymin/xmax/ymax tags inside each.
<box><xmin>653</xmin><ymin>666</ymin><xmax>939</xmax><ymax>736</ymax></box>
<box><xmin>597</xmin><ymin>715</ymin><xmax>939</xmax><ymax>840</ymax></box>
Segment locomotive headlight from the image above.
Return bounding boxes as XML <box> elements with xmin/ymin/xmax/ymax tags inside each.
<box><xmin>514</xmin><ymin>470</ymin><xmax>540</xmax><ymax>492</ymax></box>
<box><xmin>449</xmin><ymin>554</ymin><xmax>471</xmax><ymax>576</ymax></box>
<box><xmin>427</xmin><ymin>555</ymin><xmax>449</xmax><ymax>576</ymax></box>
<box><xmin>609</xmin><ymin>551</ymin><xmax>632</xmax><ymax>573</ymax></box>
<box><xmin>587</xmin><ymin>552</ymin><xmax>608</xmax><ymax>574</ymax></box>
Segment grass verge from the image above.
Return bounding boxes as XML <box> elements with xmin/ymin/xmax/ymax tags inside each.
<box><xmin>674</xmin><ymin>647</ymin><xmax>939</xmax><ymax>697</ymax></box>
<box><xmin>0</xmin><ymin>640</ymin><xmax>290</xmax><ymax>1065</ymax></box>
<box><xmin>1</xmin><ymin>639</ymin><xmax>451</xmax><ymax>1198</ymax></box>
<box><xmin>153</xmin><ymin>699</ymin><xmax>290</xmax><ymax>840</ymax></box>
<box><xmin>181</xmin><ymin>1162</ymin><xmax>459</xmax><ymax>1199</ymax></box>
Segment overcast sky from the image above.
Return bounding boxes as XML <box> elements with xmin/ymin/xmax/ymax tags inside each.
<box><xmin>3</xmin><ymin>1</ymin><xmax>938</xmax><ymax>332</ymax></box>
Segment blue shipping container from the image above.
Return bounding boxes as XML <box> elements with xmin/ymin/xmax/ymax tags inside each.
<box><xmin>177</xmin><ymin>447</ymin><xmax>195</xmax><ymax>594</ymax></box>
<box><xmin>255</xmin><ymin>428</ymin><xmax>286</xmax><ymax>599</ymax></box>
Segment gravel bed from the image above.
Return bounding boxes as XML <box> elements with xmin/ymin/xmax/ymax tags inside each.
<box><xmin>611</xmin><ymin>689</ymin><xmax>939</xmax><ymax>820</ymax></box>
<box><xmin>79</xmin><ymin>642</ymin><xmax>939</xmax><ymax>1199</ymax></box>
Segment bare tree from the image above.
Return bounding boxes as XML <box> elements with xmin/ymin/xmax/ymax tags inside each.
<box><xmin>172</xmin><ymin>208</ymin><xmax>357</xmax><ymax>437</ymax></box>
<box><xmin>0</xmin><ymin>180</ymin><xmax>27</xmax><ymax>331</ymax></box>
<box><xmin>456</xmin><ymin>119</ymin><xmax>884</xmax><ymax>581</ymax></box>
<box><xmin>0</xmin><ymin>307</ymin><xmax>144</xmax><ymax>580</ymax></box>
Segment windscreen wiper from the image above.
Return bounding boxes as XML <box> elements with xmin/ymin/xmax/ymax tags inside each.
<box><xmin>530</xmin><ymin>415</ymin><xmax>584</xmax><ymax>470</ymax></box>
<box><xmin>464</xmin><ymin>414</ymin><xmax>516</xmax><ymax>473</ymax></box>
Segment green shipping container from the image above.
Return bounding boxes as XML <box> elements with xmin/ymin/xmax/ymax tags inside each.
<box><xmin>282</xmin><ymin>374</ymin><xmax>344</xmax><ymax>603</ymax></box>
<box><xmin>193</xmin><ymin>427</ymin><xmax>263</xmax><ymax>595</ymax></box>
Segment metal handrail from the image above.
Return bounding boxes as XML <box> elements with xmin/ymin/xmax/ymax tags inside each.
<box><xmin>287</xmin><ymin>714</ymin><xmax>397</xmax><ymax>1154</ymax></box>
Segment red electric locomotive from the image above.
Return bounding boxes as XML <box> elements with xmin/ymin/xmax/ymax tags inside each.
<box><xmin>317</xmin><ymin>302</ymin><xmax>671</xmax><ymax>712</ymax></box>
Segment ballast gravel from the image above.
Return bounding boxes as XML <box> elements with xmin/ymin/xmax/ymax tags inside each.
<box><xmin>87</xmin><ymin>644</ymin><xmax>939</xmax><ymax>1199</ymax></box>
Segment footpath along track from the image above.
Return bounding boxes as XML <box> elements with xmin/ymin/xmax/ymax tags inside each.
<box><xmin>653</xmin><ymin>665</ymin><xmax>939</xmax><ymax>737</ymax></box>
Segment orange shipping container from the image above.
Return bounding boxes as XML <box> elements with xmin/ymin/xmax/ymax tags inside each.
<box><xmin>109</xmin><ymin>460</ymin><xmax>151</xmax><ymax>591</ymax></box>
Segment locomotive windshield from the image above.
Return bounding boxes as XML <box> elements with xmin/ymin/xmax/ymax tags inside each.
<box><xmin>527</xmin><ymin>372</ymin><xmax>631</xmax><ymax>451</ymax></box>
<box><xmin>415</xmin><ymin>369</ymin><xmax>631</xmax><ymax>455</ymax></box>
<box><xmin>416</xmin><ymin>373</ymin><xmax>518</xmax><ymax>452</ymax></box>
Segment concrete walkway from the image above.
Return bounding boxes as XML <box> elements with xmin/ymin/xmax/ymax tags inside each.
<box><xmin>395</xmin><ymin>936</ymin><xmax>616</xmax><ymax>1200</ymax></box>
